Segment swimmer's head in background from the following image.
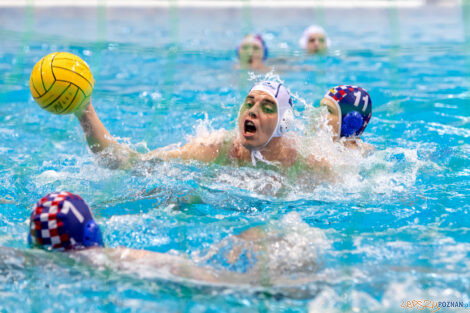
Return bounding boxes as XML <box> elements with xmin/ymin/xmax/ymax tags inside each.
<box><xmin>237</xmin><ymin>34</ymin><xmax>268</xmax><ymax>60</ymax></box>
<box><xmin>299</xmin><ymin>25</ymin><xmax>330</xmax><ymax>53</ymax></box>
<box><xmin>323</xmin><ymin>85</ymin><xmax>372</xmax><ymax>138</ymax></box>
<box><xmin>28</xmin><ymin>192</ymin><xmax>103</xmax><ymax>251</ymax></box>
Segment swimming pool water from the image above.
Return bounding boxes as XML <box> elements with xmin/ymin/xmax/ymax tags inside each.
<box><xmin>0</xmin><ymin>4</ymin><xmax>469</xmax><ymax>313</ymax></box>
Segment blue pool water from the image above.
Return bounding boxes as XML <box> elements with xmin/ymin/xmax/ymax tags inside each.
<box><xmin>0</xmin><ymin>4</ymin><xmax>469</xmax><ymax>312</ymax></box>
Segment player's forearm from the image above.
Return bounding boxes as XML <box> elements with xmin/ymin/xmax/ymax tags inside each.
<box><xmin>75</xmin><ymin>101</ymin><xmax>117</xmax><ymax>153</ymax></box>
<box><xmin>143</xmin><ymin>146</ymin><xmax>220</xmax><ymax>164</ymax></box>
<box><xmin>141</xmin><ymin>148</ymin><xmax>183</xmax><ymax>162</ymax></box>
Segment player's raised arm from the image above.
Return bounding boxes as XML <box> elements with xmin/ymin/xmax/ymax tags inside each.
<box><xmin>29</xmin><ymin>52</ymin><xmax>114</xmax><ymax>153</ymax></box>
<box><xmin>74</xmin><ymin>101</ymin><xmax>118</xmax><ymax>154</ymax></box>
<box><xmin>30</xmin><ymin>52</ymin><xmax>139</xmax><ymax>169</ymax></box>
<box><xmin>141</xmin><ymin>131</ymin><xmax>226</xmax><ymax>164</ymax></box>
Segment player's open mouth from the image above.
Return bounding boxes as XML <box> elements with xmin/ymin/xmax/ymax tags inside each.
<box><xmin>244</xmin><ymin>120</ymin><xmax>257</xmax><ymax>135</ymax></box>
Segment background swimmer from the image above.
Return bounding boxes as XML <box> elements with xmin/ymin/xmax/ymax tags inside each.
<box><xmin>319</xmin><ymin>85</ymin><xmax>373</xmax><ymax>150</ymax></box>
<box><xmin>237</xmin><ymin>34</ymin><xmax>268</xmax><ymax>70</ymax></box>
<box><xmin>299</xmin><ymin>25</ymin><xmax>330</xmax><ymax>54</ymax></box>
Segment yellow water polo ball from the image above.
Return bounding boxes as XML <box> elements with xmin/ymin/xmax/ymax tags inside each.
<box><xmin>29</xmin><ymin>52</ymin><xmax>95</xmax><ymax>114</ymax></box>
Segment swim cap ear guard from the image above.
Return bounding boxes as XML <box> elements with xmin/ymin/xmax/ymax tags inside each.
<box><xmin>29</xmin><ymin>192</ymin><xmax>104</xmax><ymax>251</ymax></box>
<box><xmin>324</xmin><ymin>85</ymin><xmax>372</xmax><ymax>138</ymax></box>
<box><xmin>341</xmin><ymin>111</ymin><xmax>364</xmax><ymax>137</ymax></box>
<box><xmin>83</xmin><ymin>220</ymin><xmax>103</xmax><ymax>247</ymax></box>
<box><xmin>249</xmin><ymin>81</ymin><xmax>294</xmax><ymax>139</ymax></box>
<box><xmin>278</xmin><ymin>104</ymin><xmax>294</xmax><ymax>135</ymax></box>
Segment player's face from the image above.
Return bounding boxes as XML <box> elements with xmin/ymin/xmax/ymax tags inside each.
<box><xmin>238</xmin><ymin>41</ymin><xmax>264</xmax><ymax>67</ymax></box>
<box><xmin>238</xmin><ymin>90</ymin><xmax>278</xmax><ymax>150</ymax></box>
<box><xmin>306</xmin><ymin>33</ymin><xmax>327</xmax><ymax>53</ymax></box>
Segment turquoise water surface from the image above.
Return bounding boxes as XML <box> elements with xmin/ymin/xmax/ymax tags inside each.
<box><xmin>0</xmin><ymin>4</ymin><xmax>469</xmax><ymax>313</ymax></box>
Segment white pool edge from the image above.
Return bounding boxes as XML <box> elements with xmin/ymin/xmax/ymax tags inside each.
<box><xmin>0</xmin><ymin>0</ymin><xmax>460</xmax><ymax>9</ymax></box>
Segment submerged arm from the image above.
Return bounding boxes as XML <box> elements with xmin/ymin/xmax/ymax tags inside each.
<box><xmin>100</xmin><ymin>247</ymin><xmax>250</xmax><ymax>284</ymax></box>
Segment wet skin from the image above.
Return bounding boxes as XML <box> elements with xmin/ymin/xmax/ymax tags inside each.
<box><xmin>320</xmin><ymin>97</ymin><xmax>340</xmax><ymax>139</ymax></box>
<box><xmin>238</xmin><ymin>90</ymin><xmax>278</xmax><ymax>150</ymax></box>
<box><xmin>238</xmin><ymin>41</ymin><xmax>264</xmax><ymax>69</ymax></box>
<box><xmin>306</xmin><ymin>33</ymin><xmax>327</xmax><ymax>54</ymax></box>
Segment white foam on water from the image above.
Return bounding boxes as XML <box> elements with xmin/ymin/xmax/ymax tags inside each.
<box><xmin>106</xmin><ymin>212</ymin><xmax>171</xmax><ymax>248</ymax></box>
<box><xmin>263</xmin><ymin>212</ymin><xmax>331</xmax><ymax>275</ymax></box>
<box><xmin>214</xmin><ymin>167</ymin><xmax>285</xmax><ymax>196</ymax></box>
<box><xmin>187</xmin><ymin>112</ymin><xmax>215</xmax><ymax>141</ymax></box>
<box><xmin>309</xmin><ymin>278</ymin><xmax>470</xmax><ymax>313</ymax></box>
<box><xmin>248</xmin><ymin>69</ymin><xmax>286</xmax><ymax>88</ymax></box>
<box><xmin>191</xmin><ymin>212</ymin><xmax>331</xmax><ymax>282</ymax></box>
<box><xmin>427</xmin><ymin>122</ymin><xmax>470</xmax><ymax>138</ymax></box>
<box><xmin>34</xmin><ymin>157</ymin><xmax>115</xmax><ymax>192</ymax></box>
<box><xmin>35</xmin><ymin>170</ymin><xmax>70</xmax><ymax>185</ymax></box>
<box><xmin>285</xmin><ymin>101</ymin><xmax>431</xmax><ymax>202</ymax></box>
<box><xmin>308</xmin><ymin>287</ymin><xmax>342</xmax><ymax>313</ymax></box>
<box><xmin>429</xmin><ymin>237</ymin><xmax>470</xmax><ymax>270</ymax></box>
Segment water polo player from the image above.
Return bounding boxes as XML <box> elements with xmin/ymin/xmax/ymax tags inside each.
<box><xmin>299</xmin><ymin>25</ymin><xmax>330</xmax><ymax>54</ymax></box>
<box><xmin>28</xmin><ymin>192</ymin><xmax>320</xmax><ymax>288</ymax></box>
<box><xmin>27</xmin><ymin>192</ymin><xmax>235</xmax><ymax>282</ymax></box>
<box><xmin>75</xmin><ymin>80</ymin><xmax>331</xmax><ymax>174</ymax></box>
<box><xmin>237</xmin><ymin>34</ymin><xmax>268</xmax><ymax>70</ymax></box>
<box><xmin>320</xmin><ymin>85</ymin><xmax>372</xmax><ymax>149</ymax></box>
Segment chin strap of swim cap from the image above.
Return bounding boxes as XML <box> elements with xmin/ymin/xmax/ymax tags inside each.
<box><xmin>251</xmin><ymin>150</ymin><xmax>273</xmax><ymax>166</ymax></box>
<box><xmin>248</xmin><ymin>81</ymin><xmax>294</xmax><ymax>166</ymax></box>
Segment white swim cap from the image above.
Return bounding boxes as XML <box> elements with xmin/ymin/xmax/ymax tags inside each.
<box><xmin>299</xmin><ymin>25</ymin><xmax>331</xmax><ymax>49</ymax></box>
<box><xmin>250</xmin><ymin>81</ymin><xmax>294</xmax><ymax>140</ymax></box>
<box><xmin>248</xmin><ymin>81</ymin><xmax>294</xmax><ymax>165</ymax></box>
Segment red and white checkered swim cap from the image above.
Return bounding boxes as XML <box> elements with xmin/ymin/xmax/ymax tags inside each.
<box><xmin>29</xmin><ymin>192</ymin><xmax>103</xmax><ymax>251</ymax></box>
